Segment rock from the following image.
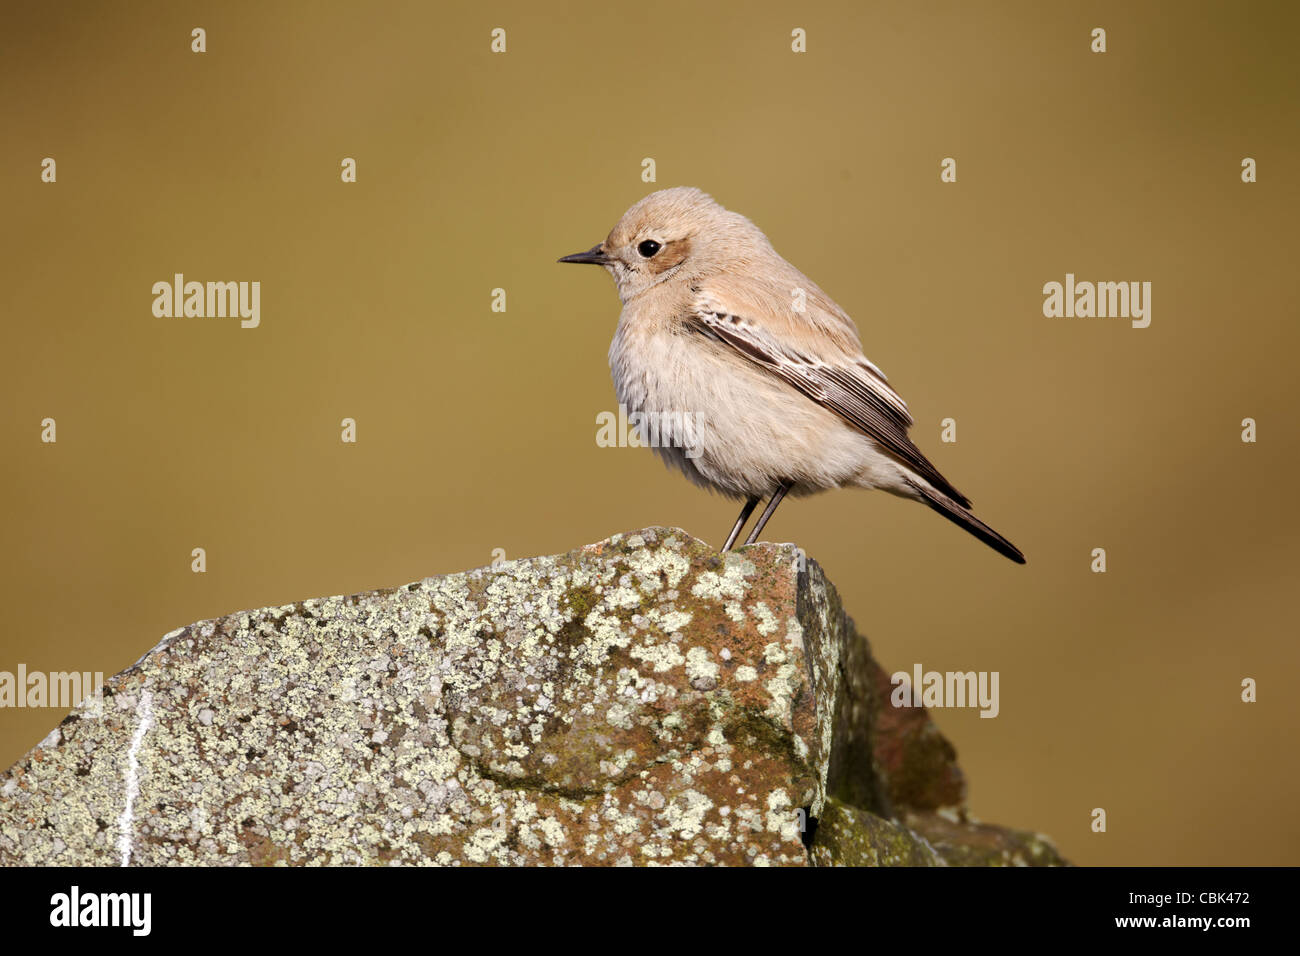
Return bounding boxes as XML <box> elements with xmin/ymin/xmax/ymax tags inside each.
<box><xmin>902</xmin><ymin>810</ymin><xmax>1068</xmax><ymax>867</ymax></box>
<box><xmin>0</xmin><ymin>528</ymin><xmax>1065</xmax><ymax>866</ymax></box>
<box><xmin>809</xmin><ymin>797</ymin><xmax>945</xmax><ymax>866</ymax></box>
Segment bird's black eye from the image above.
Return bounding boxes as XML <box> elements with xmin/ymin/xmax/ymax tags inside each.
<box><xmin>637</xmin><ymin>239</ymin><xmax>662</xmax><ymax>258</ymax></box>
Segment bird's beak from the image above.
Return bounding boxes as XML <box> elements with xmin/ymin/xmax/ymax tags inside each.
<box><xmin>557</xmin><ymin>244</ymin><xmax>609</xmax><ymax>266</ymax></box>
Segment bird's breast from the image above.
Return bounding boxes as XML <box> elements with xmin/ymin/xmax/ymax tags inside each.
<box><xmin>606</xmin><ymin>309</ymin><xmax>892</xmax><ymax>498</ymax></box>
<box><xmin>608</xmin><ymin>315</ymin><xmax>717</xmax><ymax>420</ymax></box>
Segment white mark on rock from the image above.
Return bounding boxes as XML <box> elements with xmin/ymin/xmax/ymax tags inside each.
<box><xmin>117</xmin><ymin>689</ymin><xmax>154</xmax><ymax>867</ymax></box>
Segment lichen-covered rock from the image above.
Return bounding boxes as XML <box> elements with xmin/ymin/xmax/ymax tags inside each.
<box><xmin>903</xmin><ymin>810</ymin><xmax>1070</xmax><ymax>867</ymax></box>
<box><xmin>0</xmin><ymin>527</ymin><xmax>1064</xmax><ymax>866</ymax></box>
<box><xmin>809</xmin><ymin>797</ymin><xmax>944</xmax><ymax>866</ymax></box>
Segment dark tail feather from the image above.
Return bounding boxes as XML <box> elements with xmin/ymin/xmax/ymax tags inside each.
<box><xmin>903</xmin><ymin>477</ymin><xmax>1026</xmax><ymax>564</ymax></box>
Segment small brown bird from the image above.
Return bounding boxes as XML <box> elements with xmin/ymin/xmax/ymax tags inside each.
<box><xmin>559</xmin><ymin>187</ymin><xmax>1025</xmax><ymax>563</ymax></box>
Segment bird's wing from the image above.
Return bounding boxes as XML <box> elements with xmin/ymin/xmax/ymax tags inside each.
<box><xmin>688</xmin><ymin>286</ymin><xmax>971</xmax><ymax>507</ymax></box>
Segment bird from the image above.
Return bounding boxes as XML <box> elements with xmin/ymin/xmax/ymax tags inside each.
<box><xmin>558</xmin><ymin>186</ymin><xmax>1025</xmax><ymax>564</ymax></box>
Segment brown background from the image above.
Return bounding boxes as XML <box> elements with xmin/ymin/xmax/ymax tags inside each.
<box><xmin>2</xmin><ymin>0</ymin><xmax>1297</xmax><ymax>866</ymax></box>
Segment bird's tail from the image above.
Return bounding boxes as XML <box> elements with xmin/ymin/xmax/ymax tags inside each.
<box><xmin>903</xmin><ymin>477</ymin><xmax>1026</xmax><ymax>564</ymax></box>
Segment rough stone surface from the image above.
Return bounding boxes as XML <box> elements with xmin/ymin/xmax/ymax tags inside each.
<box><xmin>808</xmin><ymin>797</ymin><xmax>943</xmax><ymax>867</ymax></box>
<box><xmin>0</xmin><ymin>527</ymin><xmax>1065</xmax><ymax>866</ymax></box>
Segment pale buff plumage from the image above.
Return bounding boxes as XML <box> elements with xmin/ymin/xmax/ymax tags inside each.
<box><xmin>559</xmin><ymin>186</ymin><xmax>1024</xmax><ymax>563</ymax></box>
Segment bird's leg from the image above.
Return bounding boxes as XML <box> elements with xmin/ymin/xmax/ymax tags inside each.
<box><xmin>722</xmin><ymin>496</ymin><xmax>761</xmax><ymax>552</ymax></box>
<box><xmin>744</xmin><ymin>482</ymin><xmax>792</xmax><ymax>546</ymax></box>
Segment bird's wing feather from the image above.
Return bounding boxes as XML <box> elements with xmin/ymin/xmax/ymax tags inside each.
<box><xmin>688</xmin><ymin>289</ymin><xmax>971</xmax><ymax>507</ymax></box>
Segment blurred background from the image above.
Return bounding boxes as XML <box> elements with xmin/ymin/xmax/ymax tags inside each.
<box><xmin>2</xmin><ymin>0</ymin><xmax>1297</xmax><ymax>865</ymax></box>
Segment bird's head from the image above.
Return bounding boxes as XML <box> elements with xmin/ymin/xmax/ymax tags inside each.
<box><xmin>559</xmin><ymin>187</ymin><xmax>770</xmax><ymax>303</ymax></box>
